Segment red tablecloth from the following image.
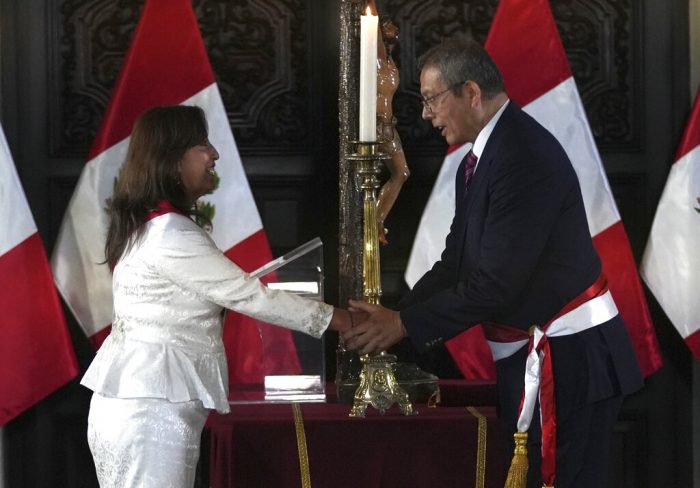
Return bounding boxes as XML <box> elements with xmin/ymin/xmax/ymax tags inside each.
<box><xmin>205</xmin><ymin>381</ymin><xmax>506</xmax><ymax>488</ymax></box>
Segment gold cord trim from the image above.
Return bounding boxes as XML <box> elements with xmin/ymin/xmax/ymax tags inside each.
<box><xmin>467</xmin><ymin>406</ymin><xmax>487</xmax><ymax>488</ymax></box>
<box><xmin>292</xmin><ymin>403</ymin><xmax>312</xmax><ymax>488</ymax></box>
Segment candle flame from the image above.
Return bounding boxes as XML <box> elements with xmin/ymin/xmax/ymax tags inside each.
<box><xmin>366</xmin><ymin>6</ymin><xmax>371</xmax><ymax>16</ymax></box>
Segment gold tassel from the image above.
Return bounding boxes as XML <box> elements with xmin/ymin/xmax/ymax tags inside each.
<box><xmin>504</xmin><ymin>431</ymin><xmax>528</xmax><ymax>488</ymax></box>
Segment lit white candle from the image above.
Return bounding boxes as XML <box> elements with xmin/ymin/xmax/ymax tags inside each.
<box><xmin>359</xmin><ymin>8</ymin><xmax>378</xmax><ymax>142</ymax></box>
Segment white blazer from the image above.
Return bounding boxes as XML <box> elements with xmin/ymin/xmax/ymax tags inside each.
<box><xmin>81</xmin><ymin>212</ymin><xmax>333</xmax><ymax>413</ymax></box>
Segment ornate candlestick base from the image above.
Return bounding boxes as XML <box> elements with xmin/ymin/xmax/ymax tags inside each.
<box><xmin>349</xmin><ymin>352</ymin><xmax>416</xmax><ymax>417</ymax></box>
<box><xmin>344</xmin><ymin>140</ymin><xmax>416</xmax><ymax>417</ymax></box>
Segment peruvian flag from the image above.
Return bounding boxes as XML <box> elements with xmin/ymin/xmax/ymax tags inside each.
<box><xmin>641</xmin><ymin>87</ymin><xmax>700</xmax><ymax>361</ymax></box>
<box><xmin>0</xmin><ymin>124</ymin><xmax>78</xmax><ymax>424</ymax></box>
<box><xmin>50</xmin><ymin>0</ymin><xmax>300</xmax><ymax>384</ymax></box>
<box><xmin>406</xmin><ymin>0</ymin><xmax>662</xmax><ymax>378</ymax></box>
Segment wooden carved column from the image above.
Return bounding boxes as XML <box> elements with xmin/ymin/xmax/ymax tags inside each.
<box><xmin>336</xmin><ymin>0</ymin><xmax>364</xmax><ymax>389</ymax></box>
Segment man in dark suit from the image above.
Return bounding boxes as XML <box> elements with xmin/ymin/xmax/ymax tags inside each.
<box><xmin>343</xmin><ymin>39</ymin><xmax>643</xmax><ymax>488</ymax></box>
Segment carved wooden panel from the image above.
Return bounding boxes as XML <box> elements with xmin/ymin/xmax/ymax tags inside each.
<box><xmin>52</xmin><ymin>0</ymin><xmax>639</xmax><ymax>158</ymax></box>
<box><xmin>50</xmin><ymin>0</ymin><xmax>143</xmax><ymax>157</ymax></box>
<box><xmin>376</xmin><ymin>0</ymin><xmax>640</xmax><ymax>153</ymax></box>
<box><xmin>552</xmin><ymin>0</ymin><xmax>639</xmax><ymax>150</ymax></box>
<box><xmin>50</xmin><ymin>0</ymin><xmax>311</xmax><ymax>158</ymax></box>
<box><xmin>198</xmin><ymin>0</ymin><xmax>311</xmax><ymax>149</ymax></box>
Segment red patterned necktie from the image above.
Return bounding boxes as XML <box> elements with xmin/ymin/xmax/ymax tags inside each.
<box><xmin>464</xmin><ymin>150</ymin><xmax>478</xmax><ymax>191</ymax></box>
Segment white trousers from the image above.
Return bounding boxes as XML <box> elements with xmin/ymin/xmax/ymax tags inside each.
<box><xmin>87</xmin><ymin>393</ymin><xmax>209</xmax><ymax>488</ymax></box>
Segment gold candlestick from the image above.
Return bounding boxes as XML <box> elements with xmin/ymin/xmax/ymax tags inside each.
<box><xmin>346</xmin><ymin>141</ymin><xmax>416</xmax><ymax>417</ymax></box>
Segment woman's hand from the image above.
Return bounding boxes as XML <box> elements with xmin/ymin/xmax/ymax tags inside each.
<box><xmin>328</xmin><ymin>307</ymin><xmax>368</xmax><ymax>333</ymax></box>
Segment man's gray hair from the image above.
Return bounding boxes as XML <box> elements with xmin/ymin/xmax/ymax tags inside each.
<box><xmin>417</xmin><ymin>38</ymin><xmax>505</xmax><ymax>99</ymax></box>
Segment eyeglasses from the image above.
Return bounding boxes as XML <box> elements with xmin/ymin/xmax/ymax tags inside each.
<box><xmin>420</xmin><ymin>82</ymin><xmax>465</xmax><ymax>113</ymax></box>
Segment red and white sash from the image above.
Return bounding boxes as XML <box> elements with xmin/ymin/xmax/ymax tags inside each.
<box><xmin>483</xmin><ymin>275</ymin><xmax>617</xmax><ymax>487</ymax></box>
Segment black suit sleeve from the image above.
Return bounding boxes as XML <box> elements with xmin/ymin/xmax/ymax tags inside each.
<box><xmin>401</xmin><ymin>130</ymin><xmax>580</xmax><ymax>352</ymax></box>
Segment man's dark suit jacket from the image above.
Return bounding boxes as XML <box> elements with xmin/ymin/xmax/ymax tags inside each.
<box><xmin>399</xmin><ymin>101</ymin><xmax>643</xmax><ymax>424</ymax></box>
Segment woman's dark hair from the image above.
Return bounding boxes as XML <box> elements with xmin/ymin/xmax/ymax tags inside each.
<box><xmin>105</xmin><ymin>105</ymin><xmax>209</xmax><ymax>268</ymax></box>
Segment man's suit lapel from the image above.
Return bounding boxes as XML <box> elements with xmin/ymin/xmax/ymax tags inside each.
<box><xmin>453</xmin><ymin>102</ymin><xmax>519</xmax><ymax>271</ymax></box>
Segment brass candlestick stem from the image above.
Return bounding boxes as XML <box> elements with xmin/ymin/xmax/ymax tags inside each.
<box><xmin>346</xmin><ymin>141</ymin><xmax>416</xmax><ymax>417</ymax></box>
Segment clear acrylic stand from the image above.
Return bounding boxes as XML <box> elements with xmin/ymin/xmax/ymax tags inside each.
<box><xmin>229</xmin><ymin>238</ymin><xmax>327</xmax><ymax>403</ymax></box>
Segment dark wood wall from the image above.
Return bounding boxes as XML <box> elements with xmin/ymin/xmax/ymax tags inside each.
<box><xmin>0</xmin><ymin>0</ymin><xmax>694</xmax><ymax>486</ymax></box>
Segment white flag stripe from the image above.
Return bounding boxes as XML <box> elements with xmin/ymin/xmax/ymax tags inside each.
<box><xmin>641</xmin><ymin>146</ymin><xmax>700</xmax><ymax>337</ymax></box>
<box><xmin>405</xmin><ymin>142</ymin><xmax>470</xmax><ymax>287</ymax></box>
<box><xmin>523</xmin><ymin>78</ymin><xmax>620</xmax><ymax>236</ymax></box>
<box><xmin>186</xmin><ymin>85</ymin><xmax>263</xmax><ymax>249</ymax></box>
<box><xmin>51</xmin><ymin>137</ymin><xmax>129</xmax><ymax>335</ymax></box>
<box><xmin>0</xmin><ymin>128</ymin><xmax>37</xmax><ymax>255</ymax></box>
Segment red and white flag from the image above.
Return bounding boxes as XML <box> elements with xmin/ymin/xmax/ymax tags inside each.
<box><xmin>51</xmin><ymin>0</ymin><xmax>300</xmax><ymax>384</ymax></box>
<box><xmin>641</xmin><ymin>87</ymin><xmax>700</xmax><ymax>361</ymax></box>
<box><xmin>0</xmin><ymin>124</ymin><xmax>78</xmax><ymax>424</ymax></box>
<box><xmin>406</xmin><ymin>0</ymin><xmax>662</xmax><ymax>378</ymax></box>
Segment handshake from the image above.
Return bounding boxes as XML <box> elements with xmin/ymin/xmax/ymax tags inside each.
<box><xmin>329</xmin><ymin>300</ymin><xmax>407</xmax><ymax>355</ymax></box>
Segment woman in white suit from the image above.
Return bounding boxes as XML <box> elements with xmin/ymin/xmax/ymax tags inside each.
<box><xmin>81</xmin><ymin>105</ymin><xmax>356</xmax><ymax>488</ymax></box>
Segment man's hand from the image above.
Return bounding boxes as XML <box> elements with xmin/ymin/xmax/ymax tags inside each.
<box><xmin>341</xmin><ymin>299</ymin><xmax>406</xmax><ymax>355</ymax></box>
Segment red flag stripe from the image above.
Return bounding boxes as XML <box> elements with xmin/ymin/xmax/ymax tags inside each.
<box><xmin>593</xmin><ymin>222</ymin><xmax>662</xmax><ymax>376</ymax></box>
<box><xmin>223</xmin><ymin>229</ymin><xmax>274</xmax><ymax>273</ymax></box>
<box><xmin>90</xmin><ymin>325</ymin><xmax>112</xmax><ymax>350</ymax></box>
<box><xmin>485</xmin><ymin>0</ymin><xmax>571</xmax><ymax>106</ymax></box>
<box><xmin>675</xmin><ymin>86</ymin><xmax>700</xmax><ymax>161</ymax></box>
<box><xmin>0</xmin><ymin>234</ymin><xmax>78</xmax><ymax>424</ymax></box>
<box><xmin>445</xmin><ymin>326</ymin><xmax>496</xmax><ymax>380</ymax></box>
<box><xmin>686</xmin><ymin>329</ymin><xmax>700</xmax><ymax>360</ymax></box>
<box><xmin>223</xmin><ymin>229</ymin><xmax>302</xmax><ymax>384</ymax></box>
<box><xmin>446</xmin><ymin>143</ymin><xmax>467</xmax><ymax>155</ymax></box>
<box><xmin>88</xmin><ymin>0</ymin><xmax>215</xmax><ymax>159</ymax></box>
